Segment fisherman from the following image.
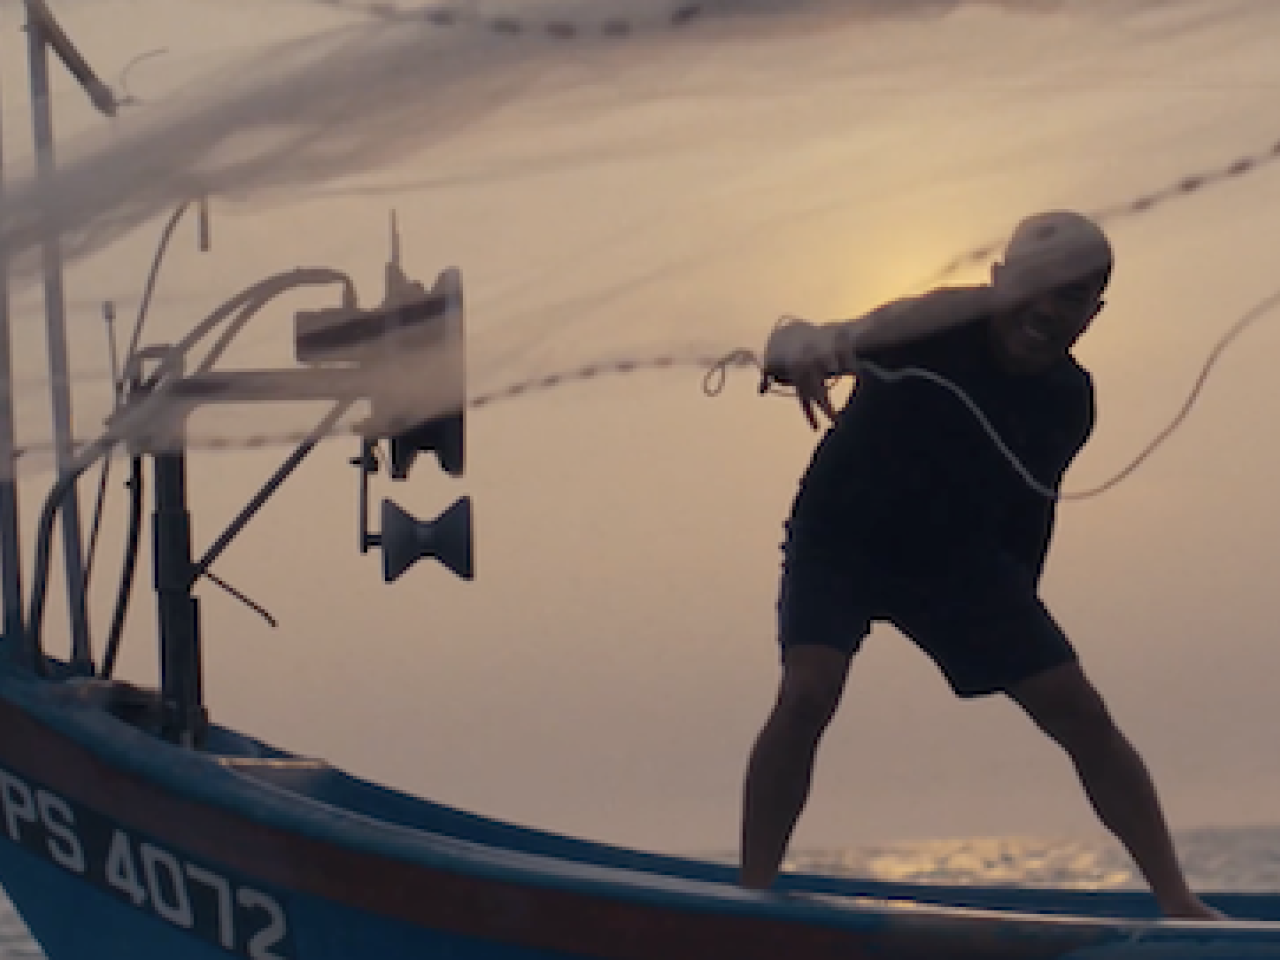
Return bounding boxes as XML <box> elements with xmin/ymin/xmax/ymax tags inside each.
<box><xmin>739</xmin><ymin>210</ymin><xmax>1222</xmax><ymax>920</ymax></box>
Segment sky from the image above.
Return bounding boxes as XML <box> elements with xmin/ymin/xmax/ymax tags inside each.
<box><xmin>3</xmin><ymin>0</ymin><xmax>1280</xmax><ymax>858</ymax></box>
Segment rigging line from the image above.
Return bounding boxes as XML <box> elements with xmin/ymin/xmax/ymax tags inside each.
<box><xmin>99</xmin><ymin>455</ymin><xmax>143</xmax><ymax>680</ymax></box>
<box><xmin>201</xmin><ymin>571</ymin><xmax>278</xmax><ymax>629</ymax></box>
<box><xmin>1</xmin><ymin>351</ymin><xmax>746</xmax><ymax>460</ymax></box>
<box><xmin>266</xmin><ymin>0</ymin><xmax>706</xmax><ymax>33</ymax></box>
<box><xmin>86</xmin><ymin>202</ymin><xmax>195</xmax><ymax>590</ymax></box>
<box><xmin>116</xmin><ymin>48</ymin><xmax>168</xmax><ymax>106</ymax></box>
<box><xmin>930</xmin><ymin>137</ymin><xmax>1280</xmax><ymax>284</ymax></box>
<box><xmin>124</xmin><ymin>201</ymin><xmax>192</xmax><ymax>370</ymax></box>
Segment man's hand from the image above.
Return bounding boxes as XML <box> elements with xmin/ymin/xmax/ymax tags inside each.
<box><xmin>763</xmin><ymin>318</ymin><xmax>845</xmax><ymax>429</ymax></box>
<box><xmin>794</xmin><ymin>366</ymin><xmax>839</xmax><ymax>430</ymax></box>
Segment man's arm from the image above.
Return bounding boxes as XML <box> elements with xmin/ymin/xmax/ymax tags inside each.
<box><xmin>764</xmin><ymin>286</ymin><xmax>991</xmax><ymax>381</ymax></box>
<box><xmin>761</xmin><ymin>285</ymin><xmax>991</xmax><ymax>427</ymax></box>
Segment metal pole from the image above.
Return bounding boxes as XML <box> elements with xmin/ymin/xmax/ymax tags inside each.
<box><xmin>0</xmin><ymin>72</ymin><xmax>27</xmax><ymax>652</ymax></box>
<box><xmin>27</xmin><ymin>10</ymin><xmax>91</xmax><ymax>669</ymax></box>
<box><xmin>153</xmin><ymin>449</ymin><xmax>205</xmax><ymax>748</ymax></box>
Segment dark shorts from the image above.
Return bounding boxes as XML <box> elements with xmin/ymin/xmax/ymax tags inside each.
<box><xmin>777</xmin><ymin>531</ymin><xmax>1076</xmax><ymax>698</ymax></box>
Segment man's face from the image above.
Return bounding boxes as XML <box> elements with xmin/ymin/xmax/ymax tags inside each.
<box><xmin>988</xmin><ymin>264</ymin><xmax>1109</xmax><ymax>374</ymax></box>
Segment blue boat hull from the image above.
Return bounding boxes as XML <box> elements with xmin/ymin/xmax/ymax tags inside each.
<box><xmin>1</xmin><ymin>663</ymin><xmax>1279</xmax><ymax>960</ymax></box>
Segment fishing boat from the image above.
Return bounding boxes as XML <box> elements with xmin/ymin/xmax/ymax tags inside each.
<box><xmin>3</xmin><ymin>2</ymin><xmax>1280</xmax><ymax>958</ymax></box>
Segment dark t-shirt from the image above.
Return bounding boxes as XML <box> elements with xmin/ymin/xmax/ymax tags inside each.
<box><xmin>787</xmin><ymin>293</ymin><xmax>1095</xmax><ymax>578</ymax></box>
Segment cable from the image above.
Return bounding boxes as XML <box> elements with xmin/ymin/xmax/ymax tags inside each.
<box><xmin>124</xmin><ymin>201</ymin><xmax>192</xmax><ymax>369</ymax></box>
<box><xmin>27</xmin><ymin>269</ymin><xmax>354</xmax><ymax>656</ymax></box>
<box><xmin>100</xmin><ymin>456</ymin><xmax>143</xmax><ymax>680</ymax></box>
<box><xmin>86</xmin><ymin>202</ymin><xmax>195</xmax><ymax>603</ymax></box>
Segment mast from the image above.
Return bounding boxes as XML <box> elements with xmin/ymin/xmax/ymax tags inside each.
<box><xmin>0</xmin><ymin>70</ymin><xmax>26</xmax><ymax>649</ymax></box>
<box><xmin>24</xmin><ymin>0</ymin><xmax>118</xmax><ymax>670</ymax></box>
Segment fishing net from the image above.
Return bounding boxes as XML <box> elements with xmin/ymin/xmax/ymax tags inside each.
<box><xmin>2</xmin><ymin>0</ymin><xmax>1278</xmax><ymax>486</ymax></box>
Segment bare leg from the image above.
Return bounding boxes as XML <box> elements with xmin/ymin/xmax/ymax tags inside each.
<box><xmin>741</xmin><ymin>645</ymin><xmax>851</xmax><ymax>889</ymax></box>
<box><xmin>1009</xmin><ymin>662</ymin><xmax>1223</xmax><ymax>920</ymax></box>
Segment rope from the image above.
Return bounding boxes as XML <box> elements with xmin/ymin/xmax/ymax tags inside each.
<box><xmin>7</xmin><ymin>351</ymin><xmax>751</xmax><ymax>461</ymax></box>
<box><xmin>930</xmin><ymin>138</ymin><xmax>1280</xmax><ymax>284</ymax></box>
<box><xmin>289</xmin><ymin>0</ymin><xmax>706</xmax><ymax>34</ymax></box>
<box><xmin>736</xmin><ymin>279</ymin><xmax>1280</xmax><ymax>503</ymax></box>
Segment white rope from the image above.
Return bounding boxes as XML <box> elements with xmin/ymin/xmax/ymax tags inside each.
<box><xmin>745</xmin><ymin>281</ymin><xmax>1280</xmax><ymax>503</ymax></box>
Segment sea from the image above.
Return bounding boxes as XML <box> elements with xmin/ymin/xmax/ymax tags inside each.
<box><xmin>3</xmin><ymin>827</ymin><xmax>1280</xmax><ymax>957</ymax></box>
